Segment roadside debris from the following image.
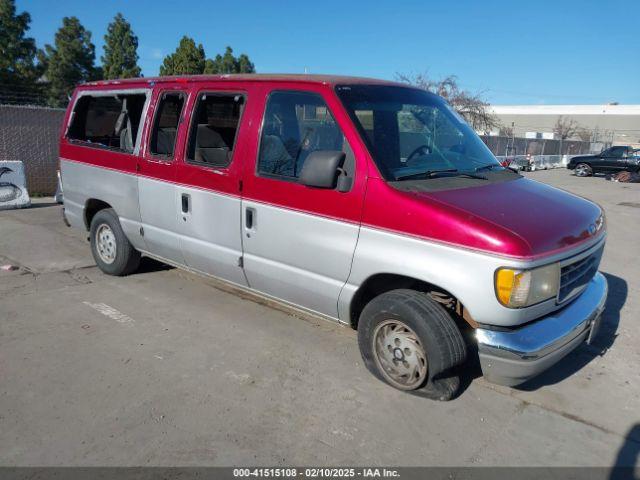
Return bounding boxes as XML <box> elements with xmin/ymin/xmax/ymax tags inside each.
<box><xmin>1</xmin><ymin>264</ymin><xmax>19</xmax><ymax>271</ymax></box>
<box><xmin>607</xmin><ymin>171</ymin><xmax>640</xmax><ymax>183</ymax></box>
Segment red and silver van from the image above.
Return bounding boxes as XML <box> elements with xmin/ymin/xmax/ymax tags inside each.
<box><xmin>59</xmin><ymin>74</ymin><xmax>607</xmax><ymax>400</ymax></box>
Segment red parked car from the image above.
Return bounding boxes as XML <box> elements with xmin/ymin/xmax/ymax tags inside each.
<box><xmin>59</xmin><ymin>74</ymin><xmax>607</xmax><ymax>399</ymax></box>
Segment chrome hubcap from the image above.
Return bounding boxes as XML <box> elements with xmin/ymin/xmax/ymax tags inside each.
<box><xmin>96</xmin><ymin>224</ymin><xmax>117</xmax><ymax>264</ymax></box>
<box><xmin>372</xmin><ymin>320</ymin><xmax>428</xmax><ymax>390</ymax></box>
<box><xmin>576</xmin><ymin>164</ymin><xmax>590</xmax><ymax>176</ymax></box>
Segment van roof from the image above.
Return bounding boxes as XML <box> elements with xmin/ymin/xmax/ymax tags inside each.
<box><xmin>81</xmin><ymin>73</ymin><xmax>410</xmax><ymax>89</ymax></box>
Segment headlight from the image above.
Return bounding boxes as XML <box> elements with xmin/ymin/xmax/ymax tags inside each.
<box><xmin>495</xmin><ymin>263</ymin><xmax>560</xmax><ymax>308</ymax></box>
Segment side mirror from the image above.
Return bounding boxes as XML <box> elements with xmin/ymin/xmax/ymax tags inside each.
<box><xmin>299</xmin><ymin>150</ymin><xmax>351</xmax><ymax>192</ymax></box>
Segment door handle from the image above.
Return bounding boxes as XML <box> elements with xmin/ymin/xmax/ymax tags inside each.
<box><xmin>181</xmin><ymin>193</ymin><xmax>190</xmax><ymax>214</ymax></box>
<box><xmin>245</xmin><ymin>207</ymin><xmax>255</xmax><ymax>232</ymax></box>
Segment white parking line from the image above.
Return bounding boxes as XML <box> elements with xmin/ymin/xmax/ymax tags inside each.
<box><xmin>82</xmin><ymin>301</ymin><xmax>134</xmax><ymax>324</ymax></box>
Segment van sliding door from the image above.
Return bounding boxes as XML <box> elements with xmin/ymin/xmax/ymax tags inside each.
<box><xmin>175</xmin><ymin>90</ymin><xmax>249</xmax><ymax>287</ymax></box>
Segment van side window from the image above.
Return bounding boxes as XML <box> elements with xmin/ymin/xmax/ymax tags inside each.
<box><xmin>186</xmin><ymin>93</ymin><xmax>245</xmax><ymax>168</ymax></box>
<box><xmin>67</xmin><ymin>93</ymin><xmax>147</xmax><ymax>153</ymax></box>
<box><xmin>257</xmin><ymin>91</ymin><xmax>350</xmax><ymax>180</ymax></box>
<box><xmin>149</xmin><ymin>92</ymin><xmax>186</xmax><ymax>159</ymax></box>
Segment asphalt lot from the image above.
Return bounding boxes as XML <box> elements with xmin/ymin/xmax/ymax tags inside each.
<box><xmin>0</xmin><ymin>169</ymin><xmax>638</xmax><ymax>467</ymax></box>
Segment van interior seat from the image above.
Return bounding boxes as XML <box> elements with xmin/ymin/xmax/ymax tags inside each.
<box><xmin>120</xmin><ymin>128</ymin><xmax>134</xmax><ymax>153</ymax></box>
<box><xmin>294</xmin><ymin>124</ymin><xmax>344</xmax><ymax>174</ymax></box>
<box><xmin>195</xmin><ymin>124</ymin><xmax>230</xmax><ymax>166</ymax></box>
<box><xmin>155</xmin><ymin>127</ymin><xmax>177</xmax><ymax>156</ymax></box>
<box><xmin>260</xmin><ymin>134</ymin><xmax>294</xmax><ymax>176</ymax></box>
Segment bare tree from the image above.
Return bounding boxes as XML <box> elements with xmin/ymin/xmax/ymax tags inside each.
<box><xmin>575</xmin><ymin>127</ymin><xmax>592</xmax><ymax>143</ymax></box>
<box><xmin>553</xmin><ymin>116</ymin><xmax>580</xmax><ymax>140</ymax></box>
<box><xmin>499</xmin><ymin>124</ymin><xmax>514</xmax><ymax>137</ymax></box>
<box><xmin>396</xmin><ymin>72</ymin><xmax>499</xmax><ymax>134</ymax></box>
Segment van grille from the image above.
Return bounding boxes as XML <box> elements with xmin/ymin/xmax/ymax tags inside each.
<box><xmin>558</xmin><ymin>246</ymin><xmax>603</xmax><ymax>303</ymax></box>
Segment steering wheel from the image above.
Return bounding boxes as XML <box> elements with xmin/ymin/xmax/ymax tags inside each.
<box><xmin>406</xmin><ymin>145</ymin><xmax>431</xmax><ymax>162</ymax></box>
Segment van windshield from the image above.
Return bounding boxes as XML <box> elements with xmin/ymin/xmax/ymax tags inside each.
<box><xmin>335</xmin><ymin>85</ymin><xmax>502</xmax><ymax>182</ymax></box>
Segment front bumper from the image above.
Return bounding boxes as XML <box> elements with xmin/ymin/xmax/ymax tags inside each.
<box><xmin>476</xmin><ymin>272</ymin><xmax>608</xmax><ymax>387</ymax></box>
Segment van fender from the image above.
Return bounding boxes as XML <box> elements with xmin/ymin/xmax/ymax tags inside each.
<box><xmin>338</xmin><ymin>226</ymin><xmax>536</xmax><ymax>328</ymax></box>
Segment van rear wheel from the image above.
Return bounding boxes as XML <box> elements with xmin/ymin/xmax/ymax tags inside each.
<box><xmin>357</xmin><ymin>289</ymin><xmax>467</xmax><ymax>401</ymax></box>
<box><xmin>90</xmin><ymin>208</ymin><xmax>140</xmax><ymax>276</ymax></box>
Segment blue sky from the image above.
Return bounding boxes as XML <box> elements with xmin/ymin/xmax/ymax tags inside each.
<box><xmin>17</xmin><ymin>0</ymin><xmax>640</xmax><ymax>105</ymax></box>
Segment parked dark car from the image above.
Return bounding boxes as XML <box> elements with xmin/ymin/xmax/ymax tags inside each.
<box><xmin>567</xmin><ymin>146</ymin><xmax>640</xmax><ymax>177</ymax></box>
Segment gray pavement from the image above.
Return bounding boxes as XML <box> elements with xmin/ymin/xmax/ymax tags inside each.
<box><xmin>0</xmin><ymin>170</ymin><xmax>638</xmax><ymax>467</ymax></box>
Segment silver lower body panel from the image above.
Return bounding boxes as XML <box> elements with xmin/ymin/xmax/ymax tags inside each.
<box><xmin>476</xmin><ymin>272</ymin><xmax>608</xmax><ymax>386</ymax></box>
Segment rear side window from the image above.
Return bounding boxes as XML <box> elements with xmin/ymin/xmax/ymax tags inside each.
<box><xmin>67</xmin><ymin>93</ymin><xmax>147</xmax><ymax>153</ymax></box>
<box><xmin>149</xmin><ymin>92</ymin><xmax>186</xmax><ymax>159</ymax></box>
<box><xmin>607</xmin><ymin>147</ymin><xmax>626</xmax><ymax>158</ymax></box>
<box><xmin>186</xmin><ymin>93</ymin><xmax>245</xmax><ymax>168</ymax></box>
<box><xmin>257</xmin><ymin>91</ymin><xmax>349</xmax><ymax>180</ymax></box>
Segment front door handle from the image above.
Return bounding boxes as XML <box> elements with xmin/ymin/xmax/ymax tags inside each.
<box><xmin>181</xmin><ymin>193</ymin><xmax>190</xmax><ymax>214</ymax></box>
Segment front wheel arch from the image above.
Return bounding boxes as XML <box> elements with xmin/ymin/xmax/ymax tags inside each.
<box><xmin>349</xmin><ymin>273</ymin><xmax>475</xmax><ymax>332</ymax></box>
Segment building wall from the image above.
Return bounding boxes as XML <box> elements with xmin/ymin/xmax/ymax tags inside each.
<box><xmin>0</xmin><ymin>105</ymin><xmax>65</xmax><ymax>195</ymax></box>
<box><xmin>490</xmin><ymin>105</ymin><xmax>640</xmax><ymax>147</ymax></box>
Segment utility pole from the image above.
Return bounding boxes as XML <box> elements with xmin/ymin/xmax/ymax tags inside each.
<box><xmin>511</xmin><ymin>121</ymin><xmax>515</xmax><ymax>156</ymax></box>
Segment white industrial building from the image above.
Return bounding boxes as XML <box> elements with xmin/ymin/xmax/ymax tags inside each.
<box><xmin>489</xmin><ymin>104</ymin><xmax>640</xmax><ymax>147</ymax></box>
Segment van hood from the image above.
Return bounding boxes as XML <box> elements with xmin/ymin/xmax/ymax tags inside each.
<box><xmin>407</xmin><ymin>177</ymin><xmax>604</xmax><ymax>258</ymax></box>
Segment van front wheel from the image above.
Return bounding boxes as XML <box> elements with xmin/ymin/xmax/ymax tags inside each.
<box><xmin>357</xmin><ymin>289</ymin><xmax>467</xmax><ymax>401</ymax></box>
<box><xmin>90</xmin><ymin>208</ymin><xmax>140</xmax><ymax>276</ymax></box>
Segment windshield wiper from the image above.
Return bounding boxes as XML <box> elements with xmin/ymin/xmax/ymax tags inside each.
<box><xmin>395</xmin><ymin>169</ymin><xmax>487</xmax><ymax>181</ymax></box>
<box><xmin>395</xmin><ymin>168</ymin><xmax>457</xmax><ymax>180</ymax></box>
<box><xmin>474</xmin><ymin>163</ymin><xmax>503</xmax><ymax>172</ymax></box>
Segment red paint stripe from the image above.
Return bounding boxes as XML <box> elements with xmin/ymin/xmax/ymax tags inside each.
<box><xmin>60</xmin><ymin>157</ymin><xmax>603</xmax><ymax>262</ymax></box>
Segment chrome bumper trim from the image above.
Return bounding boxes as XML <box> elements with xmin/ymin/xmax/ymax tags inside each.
<box><xmin>477</xmin><ymin>272</ymin><xmax>607</xmax><ymax>385</ymax></box>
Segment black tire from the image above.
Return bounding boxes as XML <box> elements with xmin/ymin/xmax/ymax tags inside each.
<box><xmin>357</xmin><ymin>289</ymin><xmax>467</xmax><ymax>401</ymax></box>
<box><xmin>89</xmin><ymin>208</ymin><xmax>140</xmax><ymax>276</ymax></box>
<box><xmin>574</xmin><ymin>163</ymin><xmax>592</xmax><ymax>177</ymax></box>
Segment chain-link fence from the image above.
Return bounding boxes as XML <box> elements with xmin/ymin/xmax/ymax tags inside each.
<box><xmin>0</xmin><ymin>104</ymin><xmax>65</xmax><ymax>195</ymax></box>
<box><xmin>480</xmin><ymin>135</ymin><xmax>594</xmax><ymax>157</ymax></box>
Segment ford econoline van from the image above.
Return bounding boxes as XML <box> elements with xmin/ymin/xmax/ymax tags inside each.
<box><xmin>60</xmin><ymin>74</ymin><xmax>607</xmax><ymax>400</ymax></box>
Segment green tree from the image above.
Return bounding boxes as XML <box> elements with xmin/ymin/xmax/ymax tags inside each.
<box><xmin>204</xmin><ymin>46</ymin><xmax>255</xmax><ymax>74</ymax></box>
<box><xmin>159</xmin><ymin>36</ymin><xmax>205</xmax><ymax>75</ymax></box>
<box><xmin>102</xmin><ymin>13</ymin><xmax>141</xmax><ymax>79</ymax></box>
<box><xmin>0</xmin><ymin>0</ymin><xmax>42</xmax><ymax>103</ymax></box>
<box><xmin>40</xmin><ymin>17</ymin><xmax>99</xmax><ymax>107</ymax></box>
<box><xmin>236</xmin><ymin>53</ymin><xmax>255</xmax><ymax>74</ymax></box>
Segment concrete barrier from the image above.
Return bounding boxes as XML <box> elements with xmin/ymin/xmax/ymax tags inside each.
<box><xmin>0</xmin><ymin>161</ymin><xmax>31</xmax><ymax>210</ymax></box>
